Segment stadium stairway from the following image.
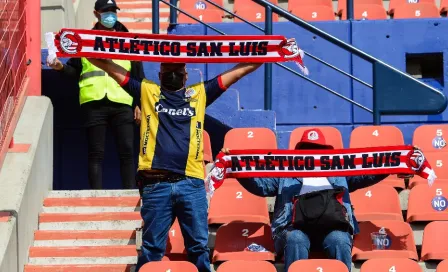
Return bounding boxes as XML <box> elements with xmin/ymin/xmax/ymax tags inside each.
<box><xmin>21</xmin><ymin>188</ymin><xmax>439</xmax><ymax>272</ymax></box>
<box><xmin>116</xmin><ymin>0</ymin><xmax>170</xmax><ymax>34</ymax></box>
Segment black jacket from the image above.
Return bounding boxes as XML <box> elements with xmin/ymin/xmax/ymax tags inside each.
<box><xmin>61</xmin><ymin>22</ymin><xmax>145</xmax><ymax>107</ymax></box>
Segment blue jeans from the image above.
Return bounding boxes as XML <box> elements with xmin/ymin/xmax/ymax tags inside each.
<box><xmin>274</xmin><ymin>228</ymin><xmax>353</xmax><ymax>272</ymax></box>
<box><xmin>135</xmin><ymin>177</ymin><xmax>211</xmax><ymax>272</ymax></box>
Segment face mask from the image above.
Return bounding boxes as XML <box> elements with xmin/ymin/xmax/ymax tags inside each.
<box><xmin>161</xmin><ymin>71</ymin><xmax>185</xmax><ymax>91</ymax></box>
<box><xmin>100</xmin><ymin>12</ymin><xmax>117</xmax><ymax>29</ymax></box>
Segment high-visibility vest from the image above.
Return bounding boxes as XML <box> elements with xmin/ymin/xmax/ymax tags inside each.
<box><xmin>79</xmin><ymin>58</ymin><xmax>133</xmax><ymax>106</ymax></box>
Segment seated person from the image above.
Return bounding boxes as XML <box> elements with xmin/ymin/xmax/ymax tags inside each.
<box><xmin>222</xmin><ymin>128</ymin><xmax>392</xmax><ymax>271</ymax></box>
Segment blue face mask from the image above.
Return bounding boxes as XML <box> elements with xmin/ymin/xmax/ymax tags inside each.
<box><xmin>100</xmin><ymin>12</ymin><xmax>117</xmax><ymax>29</ymax></box>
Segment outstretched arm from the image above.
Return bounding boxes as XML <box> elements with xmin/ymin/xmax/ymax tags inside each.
<box><xmin>220</xmin><ymin>63</ymin><xmax>263</xmax><ymax>89</ymax></box>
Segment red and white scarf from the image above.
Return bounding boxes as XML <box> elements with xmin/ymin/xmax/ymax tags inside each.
<box><xmin>206</xmin><ymin>146</ymin><xmax>436</xmax><ymax>196</ymax></box>
<box><xmin>45</xmin><ymin>29</ymin><xmax>309</xmax><ymax>75</ymax></box>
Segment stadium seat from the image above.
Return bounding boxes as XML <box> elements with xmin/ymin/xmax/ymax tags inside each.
<box><xmin>203</xmin><ymin>130</ymin><xmax>213</xmax><ymax>163</ymax></box>
<box><xmin>216</xmin><ymin>260</ymin><xmax>277</xmax><ymax>272</ymax></box>
<box><xmin>290</xmin><ymin>5</ymin><xmax>335</xmax><ymax>21</ymax></box>
<box><xmin>208</xmin><ymin>179</ymin><xmax>270</xmax><ymax>225</ymax></box>
<box><xmin>289</xmin><ymin>126</ymin><xmax>343</xmax><ymax>149</ymax></box>
<box><xmin>421</xmin><ymin>221</ymin><xmax>448</xmax><ymax>261</ymax></box>
<box><xmin>337</xmin><ymin>0</ymin><xmax>383</xmax><ymax>17</ymax></box>
<box><xmin>437</xmin><ymin>260</ymin><xmax>448</xmax><ymax>271</ymax></box>
<box><xmin>408</xmin><ymin>152</ymin><xmax>448</xmax><ymax>188</ymax></box>
<box><xmin>350</xmin><ymin>184</ymin><xmax>403</xmax><ymax>221</ymax></box>
<box><xmin>140</xmin><ymin>261</ymin><xmax>198</xmax><ymax>272</ymax></box>
<box><xmin>360</xmin><ymin>258</ymin><xmax>422</xmax><ymax>272</ymax></box>
<box><xmin>441</xmin><ymin>0</ymin><xmax>448</xmax><ymax>13</ymax></box>
<box><xmin>393</xmin><ymin>3</ymin><xmax>440</xmax><ymax>18</ymax></box>
<box><xmin>350</xmin><ymin>126</ymin><xmax>405</xmax><ymax>189</ymax></box>
<box><xmin>289</xmin><ymin>259</ymin><xmax>349</xmax><ymax>272</ymax></box>
<box><xmin>233</xmin><ymin>0</ymin><xmax>279</xmax><ymax>22</ymax></box>
<box><xmin>339</xmin><ymin>4</ymin><xmax>387</xmax><ymax>19</ymax></box>
<box><xmin>352</xmin><ymin>220</ymin><xmax>418</xmax><ymax>260</ymax></box>
<box><xmin>223</xmin><ymin>128</ymin><xmax>277</xmax><ymax>149</ymax></box>
<box><xmin>413</xmin><ymin>125</ymin><xmax>448</xmax><ymax>152</ymax></box>
<box><xmin>178</xmin><ymin>9</ymin><xmax>224</xmax><ymax>23</ymax></box>
<box><xmin>288</xmin><ymin>0</ymin><xmax>333</xmax><ymax>8</ymax></box>
<box><xmin>407</xmin><ymin>184</ymin><xmax>448</xmax><ymax>222</ymax></box>
<box><xmin>165</xmin><ymin>219</ymin><xmax>187</xmax><ymax>260</ymax></box>
<box><xmin>213</xmin><ymin>222</ymin><xmax>275</xmax><ymax>262</ymax></box>
<box><xmin>388</xmin><ymin>0</ymin><xmax>436</xmax><ymax>15</ymax></box>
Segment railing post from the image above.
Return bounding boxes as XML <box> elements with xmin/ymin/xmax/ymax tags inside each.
<box><xmin>169</xmin><ymin>0</ymin><xmax>178</xmax><ymax>25</ymax></box>
<box><xmin>346</xmin><ymin>0</ymin><xmax>354</xmax><ymax>20</ymax></box>
<box><xmin>152</xmin><ymin>0</ymin><xmax>160</xmax><ymax>34</ymax></box>
<box><xmin>373</xmin><ymin>62</ymin><xmax>381</xmax><ymax>125</ymax></box>
<box><xmin>264</xmin><ymin>6</ymin><xmax>273</xmax><ymax>110</ymax></box>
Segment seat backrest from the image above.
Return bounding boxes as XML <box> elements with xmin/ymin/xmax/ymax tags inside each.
<box><xmin>213</xmin><ymin>222</ymin><xmax>275</xmax><ymax>255</ymax></box>
<box><xmin>360</xmin><ymin>258</ymin><xmax>422</xmax><ymax>272</ymax></box>
<box><xmin>203</xmin><ymin>130</ymin><xmax>212</xmax><ymax>163</ymax></box>
<box><xmin>353</xmin><ymin>220</ymin><xmax>417</xmax><ymax>252</ymax></box>
<box><xmin>223</xmin><ymin>128</ymin><xmax>277</xmax><ymax>149</ymax></box>
<box><xmin>290</xmin><ymin>5</ymin><xmax>335</xmax><ymax>21</ymax></box>
<box><xmin>337</xmin><ymin>0</ymin><xmax>383</xmax><ymax>16</ymax></box>
<box><xmin>140</xmin><ymin>261</ymin><xmax>198</xmax><ymax>272</ymax></box>
<box><xmin>354</xmin><ymin>4</ymin><xmax>387</xmax><ymax>19</ymax></box>
<box><xmin>407</xmin><ymin>184</ymin><xmax>448</xmax><ymax>222</ymax></box>
<box><xmin>350</xmin><ymin>126</ymin><xmax>404</xmax><ymax>148</ymax></box>
<box><xmin>289</xmin><ymin>126</ymin><xmax>343</xmax><ymax>149</ymax></box>
<box><xmin>421</xmin><ymin>221</ymin><xmax>448</xmax><ymax>261</ymax></box>
<box><xmin>413</xmin><ymin>124</ymin><xmax>448</xmax><ymax>152</ymax></box>
<box><xmin>216</xmin><ymin>260</ymin><xmax>277</xmax><ymax>272</ymax></box>
<box><xmin>289</xmin><ymin>259</ymin><xmax>349</xmax><ymax>272</ymax></box>
<box><xmin>166</xmin><ymin>220</ymin><xmax>186</xmax><ymax>256</ymax></box>
<box><xmin>393</xmin><ymin>2</ymin><xmax>440</xmax><ymax>18</ymax></box>
<box><xmin>389</xmin><ymin>0</ymin><xmax>435</xmax><ymax>14</ymax></box>
<box><xmin>350</xmin><ymin>184</ymin><xmax>402</xmax><ymax>219</ymax></box>
<box><xmin>288</xmin><ymin>0</ymin><xmax>333</xmax><ymax>7</ymax></box>
<box><xmin>437</xmin><ymin>260</ymin><xmax>448</xmax><ymax>271</ymax></box>
<box><xmin>233</xmin><ymin>0</ymin><xmax>279</xmax><ymax>22</ymax></box>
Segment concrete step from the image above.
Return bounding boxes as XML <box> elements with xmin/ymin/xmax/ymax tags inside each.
<box><xmin>38</xmin><ymin>212</ymin><xmax>142</xmax><ymax>230</ymax></box>
<box><xmin>24</xmin><ymin>264</ymin><xmax>135</xmax><ymax>272</ymax></box>
<box><xmin>28</xmin><ymin>245</ymin><xmax>138</xmax><ymax>265</ymax></box>
<box><xmin>33</xmin><ymin>230</ymin><xmax>136</xmax><ymax>247</ymax></box>
<box><xmin>48</xmin><ymin>190</ymin><xmax>140</xmax><ymax>198</ymax></box>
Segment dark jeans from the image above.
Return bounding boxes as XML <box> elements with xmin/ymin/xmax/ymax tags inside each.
<box><xmin>82</xmin><ymin>98</ymin><xmax>135</xmax><ymax>189</ymax></box>
<box><xmin>274</xmin><ymin>227</ymin><xmax>353</xmax><ymax>271</ymax></box>
<box><xmin>136</xmin><ymin>176</ymin><xmax>211</xmax><ymax>272</ymax></box>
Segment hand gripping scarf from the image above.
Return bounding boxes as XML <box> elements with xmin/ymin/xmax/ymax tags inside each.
<box><xmin>205</xmin><ymin>146</ymin><xmax>437</xmax><ymax>197</ymax></box>
<box><xmin>45</xmin><ymin>29</ymin><xmax>309</xmax><ymax>75</ymax></box>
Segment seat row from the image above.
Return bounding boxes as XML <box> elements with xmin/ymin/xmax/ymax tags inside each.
<box><xmin>202</xmin><ymin>125</ymin><xmax>448</xmax><ymax>189</ymax></box>
<box><xmin>161</xmin><ymin>220</ymin><xmax>448</xmax><ymax>263</ymax></box>
<box><xmin>176</xmin><ymin>0</ymin><xmax>448</xmax><ymax>24</ymax></box>
<box><xmin>141</xmin><ymin>258</ymin><xmax>448</xmax><ymax>271</ymax></box>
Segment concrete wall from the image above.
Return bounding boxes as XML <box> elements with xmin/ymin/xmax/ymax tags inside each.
<box><xmin>74</xmin><ymin>0</ymin><xmax>97</xmax><ymax>30</ymax></box>
<box><xmin>41</xmin><ymin>0</ymin><xmax>76</xmax><ymax>47</ymax></box>
<box><xmin>0</xmin><ymin>215</ymin><xmax>17</xmax><ymax>272</ymax></box>
<box><xmin>0</xmin><ymin>97</ymin><xmax>54</xmax><ymax>272</ymax></box>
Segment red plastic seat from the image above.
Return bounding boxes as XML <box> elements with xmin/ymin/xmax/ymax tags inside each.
<box><xmin>421</xmin><ymin>221</ymin><xmax>448</xmax><ymax>261</ymax></box>
<box><xmin>408</xmin><ymin>152</ymin><xmax>448</xmax><ymax>188</ymax></box>
<box><xmin>208</xmin><ymin>179</ymin><xmax>270</xmax><ymax>225</ymax></box>
<box><xmin>441</xmin><ymin>0</ymin><xmax>448</xmax><ymax>13</ymax></box>
<box><xmin>203</xmin><ymin>130</ymin><xmax>213</xmax><ymax>163</ymax></box>
<box><xmin>350</xmin><ymin>184</ymin><xmax>403</xmax><ymax>221</ymax></box>
<box><xmin>288</xmin><ymin>0</ymin><xmax>333</xmax><ymax>8</ymax></box>
<box><xmin>216</xmin><ymin>260</ymin><xmax>277</xmax><ymax>272</ymax></box>
<box><xmin>290</xmin><ymin>6</ymin><xmax>335</xmax><ymax>21</ymax></box>
<box><xmin>165</xmin><ymin>220</ymin><xmax>187</xmax><ymax>260</ymax></box>
<box><xmin>178</xmin><ymin>9</ymin><xmax>224</xmax><ymax>23</ymax></box>
<box><xmin>388</xmin><ymin>0</ymin><xmax>435</xmax><ymax>15</ymax></box>
<box><xmin>354</xmin><ymin>4</ymin><xmax>387</xmax><ymax>19</ymax></box>
<box><xmin>407</xmin><ymin>184</ymin><xmax>448</xmax><ymax>222</ymax></box>
<box><xmin>213</xmin><ymin>222</ymin><xmax>275</xmax><ymax>262</ymax></box>
<box><xmin>360</xmin><ymin>258</ymin><xmax>422</xmax><ymax>272</ymax></box>
<box><xmin>289</xmin><ymin>259</ymin><xmax>349</xmax><ymax>271</ymax></box>
<box><xmin>352</xmin><ymin>220</ymin><xmax>418</xmax><ymax>261</ymax></box>
<box><xmin>437</xmin><ymin>260</ymin><xmax>448</xmax><ymax>271</ymax></box>
<box><xmin>289</xmin><ymin>126</ymin><xmax>343</xmax><ymax>149</ymax></box>
<box><xmin>140</xmin><ymin>261</ymin><xmax>198</xmax><ymax>272</ymax></box>
<box><xmin>233</xmin><ymin>0</ymin><xmax>279</xmax><ymax>22</ymax></box>
<box><xmin>393</xmin><ymin>3</ymin><xmax>439</xmax><ymax>18</ymax></box>
<box><xmin>413</xmin><ymin>125</ymin><xmax>448</xmax><ymax>153</ymax></box>
<box><xmin>223</xmin><ymin>128</ymin><xmax>277</xmax><ymax>149</ymax></box>
<box><xmin>337</xmin><ymin>0</ymin><xmax>383</xmax><ymax>17</ymax></box>
<box><xmin>350</xmin><ymin>126</ymin><xmax>405</xmax><ymax>188</ymax></box>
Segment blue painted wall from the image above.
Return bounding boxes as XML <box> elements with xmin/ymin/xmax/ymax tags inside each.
<box><xmin>42</xmin><ymin>18</ymin><xmax>448</xmax><ymax>189</ymax></box>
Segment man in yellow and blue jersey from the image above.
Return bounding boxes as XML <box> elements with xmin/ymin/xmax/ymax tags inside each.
<box><xmin>86</xmin><ymin>58</ymin><xmax>262</xmax><ymax>272</ymax></box>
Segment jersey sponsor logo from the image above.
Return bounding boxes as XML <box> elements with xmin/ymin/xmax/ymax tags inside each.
<box><xmin>155</xmin><ymin>102</ymin><xmax>196</xmax><ymax>117</ymax></box>
<box><xmin>142</xmin><ymin>115</ymin><xmax>151</xmax><ymax>155</ymax></box>
<box><xmin>195</xmin><ymin>121</ymin><xmax>202</xmax><ymax>159</ymax></box>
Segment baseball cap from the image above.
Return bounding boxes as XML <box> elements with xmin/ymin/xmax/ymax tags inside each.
<box><xmin>295</xmin><ymin>128</ymin><xmax>334</xmax><ymax>150</ymax></box>
<box><xmin>95</xmin><ymin>0</ymin><xmax>120</xmax><ymax>11</ymax></box>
